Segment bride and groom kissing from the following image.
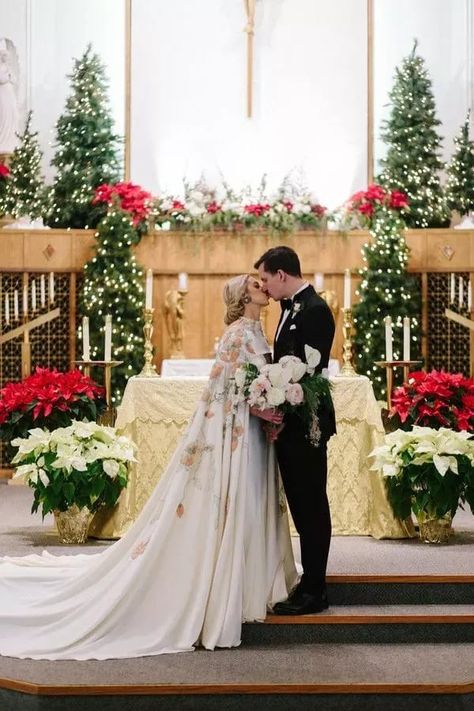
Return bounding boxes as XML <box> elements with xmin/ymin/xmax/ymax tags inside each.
<box><xmin>0</xmin><ymin>245</ymin><xmax>336</xmax><ymax>661</ymax></box>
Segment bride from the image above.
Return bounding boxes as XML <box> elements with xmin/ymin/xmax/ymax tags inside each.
<box><xmin>0</xmin><ymin>275</ymin><xmax>297</xmax><ymax>660</ymax></box>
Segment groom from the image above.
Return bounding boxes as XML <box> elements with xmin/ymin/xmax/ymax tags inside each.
<box><xmin>255</xmin><ymin>246</ymin><xmax>336</xmax><ymax>615</ymax></box>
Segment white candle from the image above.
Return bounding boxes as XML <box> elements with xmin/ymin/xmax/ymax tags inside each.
<box><xmin>178</xmin><ymin>272</ymin><xmax>188</xmax><ymax>291</ymax></box>
<box><xmin>49</xmin><ymin>272</ymin><xmax>55</xmax><ymax>303</ymax></box>
<box><xmin>450</xmin><ymin>273</ymin><xmax>455</xmax><ymax>303</ymax></box>
<box><xmin>459</xmin><ymin>277</ymin><xmax>464</xmax><ymax>309</ymax></box>
<box><xmin>314</xmin><ymin>272</ymin><xmax>324</xmax><ymax>291</ymax></box>
<box><xmin>343</xmin><ymin>269</ymin><xmax>351</xmax><ymax>309</ymax></box>
<box><xmin>4</xmin><ymin>294</ymin><xmax>9</xmax><ymax>325</ymax></box>
<box><xmin>31</xmin><ymin>280</ymin><xmax>37</xmax><ymax>312</ymax></box>
<box><xmin>13</xmin><ymin>289</ymin><xmax>19</xmax><ymax>321</ymax></box>
<box><xmin>145</xmin><ymin>269</ymin><xmax>153</xmax><ymax>309</ymax></box>
<box><xmin>403</xmin><ymin>317</ymin><xmax>410</xmax><ymax>361</ymax></box>
<box><xmin>384</xmin><ymin>316</ymin><xmax>393</xmax><ymax>362</ymax></box>
<box><xmin>40</xmin><ymin>274</ymin><xmax>46</xmax><ymax>308</ymax></box>
<box><xmin>104</xmin><ymin>314</ymin><xmax>112</xmax><ymax>362</ymax></box>
<box><xmin>22</xmin><ymin>285</ymin><xmax>28</xmax><ymax>316</ymax></box>
<box><xmin>468</xmin><ymin>279</ymin><xmax>472</xmax><ymax>311</ymax></box>
<box><xmin>82</xmin><ymin>316</ymin><xmax>90</xmax><ymax>361</ymax></box>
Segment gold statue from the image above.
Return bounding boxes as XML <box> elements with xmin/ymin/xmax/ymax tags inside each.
<box><xmin>164</xmin><ymin>289</ymin><xmax>185</xmax><ymax>358</ymax></box>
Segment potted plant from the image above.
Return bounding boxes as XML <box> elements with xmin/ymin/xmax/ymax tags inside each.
<box><xmin>0</xmin><ymin>368</ymin><xmax>105</xmax><ymax>461</ymax></box>
<box><xmin>12</xmin><ymin>421</ymin><xmax>135</xmax><ymax>543</ymax></box>
<box><xmin>372</xmin><ymin>426</ymin><xmax>474</xmax><ymax>543</ymax></box>
<box><xmin>389</xmin><ymin>370</ymin><xmax>474</xmax><ymax>432</ymax></box>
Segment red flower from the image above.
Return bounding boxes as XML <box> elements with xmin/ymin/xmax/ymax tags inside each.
<box><xmin>389</xmin><ymin>190</ymin><xmax>408</xmax><ymax>209</ymax></box>
<box><xmin>0</xmin><ymin>163</ymin><xmax>10</xmax><ymax>179</ymax></box>
<box><xmin>171</xmin><ymin>200</ymin><xmax>186</xmax><ymax>212</ymax></box>
<box><xmin>282</xmin><ymin>200</ymin><xmax>294</xmax><ymax>213</ymax></box>
<box><xmin>347</xmin><ymin>184</ymin><xmax>409</xmax><ymax>224</ymax></box>
<box><xmin>206</xmin><ymin>201</ymin><xmax>221</xmax><ymax>214</ymax></box>
<box><xmin>311</xmin><ymin>204</ymin><xmax>326</xmax><ymax>217</ymax></box>
<box><xmin>93</xmin><ymin>182</ymin><xmax>152</xmax><ymax>226</ymax></box>
<box><xmin>244</xmin><ymin>203</ymin><xmax>271</xmax><ymax>217</ymax></box>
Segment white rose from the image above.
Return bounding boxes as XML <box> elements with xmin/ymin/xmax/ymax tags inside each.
<box><xmin>286</xmin><ymin>383</ymin><xmax>304</xmax><ymax>406</ymax></box>
<box><xmin>266</xmin><ymin>387</ymin><xmax>286</xmax><ymax>407</ymax></box>
<box><xmin>290</xmin><ymin>362</ymin><xmax>307</xmax><ymax>382</ymax></box>
<box><xmin>267</xmin><ymin>363</ymin><xmax>292</xmax><ymax>389</ymax></box>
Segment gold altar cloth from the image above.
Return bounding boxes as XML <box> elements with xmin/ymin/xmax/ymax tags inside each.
<box><xmin>89</xmin><ymin>375</ymin><xmax>414</xmax><ymax>540</ymax></box>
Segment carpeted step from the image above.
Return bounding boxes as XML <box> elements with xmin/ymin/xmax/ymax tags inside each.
<box><xmin>327</xmin><ymin>574</ymin><xmax>474</xmax><ymax>605</ymax></box>
<box><xmin>242</xmin><ymin>604</ymin><xmax>474</xmax><ymax>645</ymax></box>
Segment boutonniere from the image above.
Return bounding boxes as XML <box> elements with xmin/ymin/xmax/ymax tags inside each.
<box><xmin>291</xmin><ymin>302</ymin><xmax>302</xmax><ymax>318</ymax></box>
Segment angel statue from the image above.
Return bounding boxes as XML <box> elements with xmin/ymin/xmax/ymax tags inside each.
<box><xmin>163</xmin><ymin>289</ymin><xmax>185</xmax><ymax>358</ymax></box>
<box><xmin>0</xmin><ymin>38</ymin><xmax>20</xmax><ymax>156</ymax></box>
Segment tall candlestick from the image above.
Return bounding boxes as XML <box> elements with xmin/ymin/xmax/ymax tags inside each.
<box><xmin>384</xmin><ymin>316</ymin><xmax>393</xmax><ymax>362</ymax></box>
<box><xmin>145</xmin><ymin>269</ymin><xmax>153</xmax><ymax>309</ymax></box>
<box><xmin>31</xmin><ymin>280</ymin><xmax>37</xmax><ymax>312</ymax></box>
<box><xmin>104</xmin><ymin>314</ymin><xmax>112</xmax><ymax>362</ymax></box>
<box><xmin>459</xmin><ymin>277</ymin><xmax>464</xmax><ymax>309</ymax></box>
<box><xmin>178</xmin><ymin>272</ymin><xmax>188</xmax><ymax>291</ymax></box>
<box><xmin>49</xmin><ymin>272</ymin><xmax>55</xmax><ymax>303</ymax></box>
<box><xmin>82</xmin><ymin>316</ymin><xmax>90</xmax><ymax>361</ymax></box>
<box><xmin>40</xmin><ymin>274</ymin><xmax>46</xmax><ymax>308</ymax></box>
<box><xmin>468</xmin><ymin>279</ymin><xmax>472</xmax><ymax>311</ymax></box>
<box><xmin>450</xmin><ymin>273</ymin><xmax>455</xmax><ymax>303</ymax></box>
<box><xmin>22</xmin><ymin>285</ymin><xmax>28</xmax><ymax>317</ymax></box>
<box><xmin>314</xmin><ymin>272</ymin><xmax>324</xmax><ymax>291</ymax></box>
<box><xmin>4</xmin><ymin>294</ymin><xmax>9</xmax><ymax>325</ymax></box>
<box><xmin>13</xmin><ymin>289</ymin><xmax>19</xmax><ymax>321</ymax></box>
<box><xmin>403</xmin><ymin>317</ymin><xmax>410</xmax><ymax>361</ymax></box>
<box><xmin>343</xmin><ymin>269</ymin><xmax>351</xmax><ymax>309</ymax></box>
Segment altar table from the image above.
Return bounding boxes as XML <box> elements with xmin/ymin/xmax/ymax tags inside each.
<box><xmin>89</xmin><ymin>375</ymin><xmax>414</xmax><ymax>540</ymax></box>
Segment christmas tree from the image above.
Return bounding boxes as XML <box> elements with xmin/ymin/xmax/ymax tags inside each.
<box><xmin>82</xmin><ymin>207</ymin><xmax>144</xmax><ymax>403</ymax></box>
<box><xmin>378</xmin><ymin>41</ymin><xmax>448</xmax><ymax>228</ymax></box>
<box><xmin>350</xmin><ymin>185</ymin><xmax>422</xmax><ymax>401</ymax></box>
<box><xmin>445</xmin><ymin>111</ymin><xmax>474</xmax><ymax>217</ymax></box>
<box><xmin>3</xmin><ymin>111</ymin><xmax>46</xmax><ymax>220</ymax></box>
<box><xmin>48</xmin><ymin>45</ymin><xmax>121</xmax><ymax>229</ymax></box>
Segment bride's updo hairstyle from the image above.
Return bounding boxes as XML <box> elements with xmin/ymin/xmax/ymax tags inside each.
<box><xmin>223</xmin><ymin>274</ymin><xmax>250</xmax><ymax>325</ymax></box>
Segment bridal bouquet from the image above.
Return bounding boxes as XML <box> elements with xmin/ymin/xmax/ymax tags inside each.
<box><xmin>234</xmin><ymin>345</ymin><xmax>332</xmax><ymax>447</ymax></box>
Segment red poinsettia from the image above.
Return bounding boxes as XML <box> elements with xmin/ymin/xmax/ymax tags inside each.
<box><xmin>206</xmin><ymin>200</ymin><xmax>222</xmax><ymax>214</ymax></box>
<box><xmin>0</xmin><ymin>163</ymin><xmax>10</xmax><ymax>179</ymax></box>
<box><xmin>244</xmin><ymin>203</ymin><xmax>271</xmax><ymax>217</ymax></box>
<box><xmin>390</xmin><ymin>370</ymin><xmax>474</xmax><ymax>432</ymax></box>
<box><xmin>0</xmin><ymin>368</ymin><xmax>105</xmax><ymax>455</ymax></box>
<box><xmin>93</xmin><ymin>182</ymin><xmax>152</xmax><ymax>226</ymax></box>
<box><xmin>347</xmin><ymin>183</ymin><xmax>409</xmax><ymax>224</ymax></box>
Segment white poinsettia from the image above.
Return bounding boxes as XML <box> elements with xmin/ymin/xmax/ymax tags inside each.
<box><xmin>102</xmin><ymin>459</ymin><xmax>120</xmax><ymax>479</ymax></box>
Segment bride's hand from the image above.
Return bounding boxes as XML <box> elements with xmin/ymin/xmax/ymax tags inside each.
<box><xmin>249</xmin><ymin>407</ymin><xmax>283</xmax><ymax>424</ymax></box>
<box><xmin>263</xmin><ymin>422</ymin><xmax>285</xmax><ymax>442</ymax></box>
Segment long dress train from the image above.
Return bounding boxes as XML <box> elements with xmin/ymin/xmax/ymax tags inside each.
<box><xmin>0</xmin><ymin>317</ymin><xmax>297</xmax><ymax>660</ymax></box>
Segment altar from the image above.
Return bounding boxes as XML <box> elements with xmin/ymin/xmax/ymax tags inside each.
<box><xmin>89</xmin><ymin>375</ymin><xmax>414</xmax><ymax>540</ymax></box>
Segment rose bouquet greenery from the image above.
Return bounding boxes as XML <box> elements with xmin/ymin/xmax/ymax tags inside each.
<box><xmin>12</xmin><ymin>420</ymin><xmax>136</xmax><ymax>517</ymax></box>
<box><xmin>371</xmin><ymin>426</ymin><xmax>474</xmax><ymax>524</ymax></box>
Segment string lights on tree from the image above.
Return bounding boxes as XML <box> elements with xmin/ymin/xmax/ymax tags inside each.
<box><xmin>81</xmin><ymin>207</ymin><xmax>144</xmax><ymax>404</ymax></box>
<box><xmin>445</xmin><ymin>110</ymin><xmax>474</xmax><ymax>219</ymax></box>
<box><xmin>47</xmin><ymin>44</ymin><xmax>121</xmax><ymax>229</ymax></box>
<box><xmin>378</xmin><ymin>40</ymin><xmax>449</xmax><ymax>229</ymax></box>
<box><xmin>3</xmin><ymin>111</ymin><xmax>46</xmax><ymax>221</ymax></box>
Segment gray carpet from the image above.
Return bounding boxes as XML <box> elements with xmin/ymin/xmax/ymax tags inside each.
<box><xmin>2</xmin><ymin>481</ymin><xmax>474</xmax><ymax>574</ymax></box>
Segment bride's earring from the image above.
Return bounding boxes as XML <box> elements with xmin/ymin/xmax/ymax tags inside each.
<box><xmin>242</xmin><ymin>296</ymin><xmax>251</xmax><ymax>304</ymax></box>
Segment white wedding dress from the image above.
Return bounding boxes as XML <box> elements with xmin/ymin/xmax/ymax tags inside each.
<box><xmin>0</xmin><ymin>317</ymin><xmax>297</xmax><ymax>660</ymax></box>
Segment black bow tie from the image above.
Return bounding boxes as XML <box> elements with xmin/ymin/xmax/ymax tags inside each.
<box><xmin>281</xmin><ymin>299</ymin><xmax>292</xmax><ymax>311</ymax></box>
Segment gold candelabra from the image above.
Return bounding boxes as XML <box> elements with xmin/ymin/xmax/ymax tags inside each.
<box><xmin>164</xmin><ymin>288</ymin><xmax>187</xmax><ymax>359</ymax></box>
<box><xmin>138</xmin><ymin>308</ymin><xmax>159</xmax><ymax>377</ymax></box>
<box><xmin>0</xmin><ymin>307</ymin><xmax>61</xmax><ymax>379</ymax></box>
<box><xmin>337</xmin><ymin>307</ymin><xmax>358</xmax><ymax>377</ymax></box>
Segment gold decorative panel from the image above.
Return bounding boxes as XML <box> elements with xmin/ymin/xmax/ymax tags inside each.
<box><xmin>427</xmin><ymin>272</ymin><xmax>470</xmax><ymax>374</ymax></box>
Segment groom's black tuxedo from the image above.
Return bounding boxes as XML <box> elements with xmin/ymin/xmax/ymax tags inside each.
<box><xmin>273</xmin><ymin>284</ymin><xmax>335</xmax><ymax>597</ymax></box>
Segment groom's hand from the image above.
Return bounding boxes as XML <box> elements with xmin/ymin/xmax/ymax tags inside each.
<box><xmin>250</xmin><ymin>407</ymin><xmax>283</xmax><ymax>424</ymax></box>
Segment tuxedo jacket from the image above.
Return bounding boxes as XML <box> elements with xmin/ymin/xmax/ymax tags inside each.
<box><xmin>273</xmin><ymin>284</ymin><xmax>336</xmax><ymax>440</ymax></box>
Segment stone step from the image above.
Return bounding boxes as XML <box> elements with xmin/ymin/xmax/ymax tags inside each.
<box><xmin>242</xmin><ymin>604</ymin><xmax>474</xmax><ymax>645</ymax></box>
<box><xmin>326</xmin><ymin>574</ymin><xmax>474</xmax><ymax>605</ymax></box>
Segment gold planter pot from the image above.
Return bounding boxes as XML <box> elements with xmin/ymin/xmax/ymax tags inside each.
<box><xmin>417</xmin><ymin>512</ymin><xmax>453</xmax><ymax>544</ymax></box>
<box><xmin>54</xmin><ymin>504</ymin><xmax>93</xmax><ymax>544</ymax></box>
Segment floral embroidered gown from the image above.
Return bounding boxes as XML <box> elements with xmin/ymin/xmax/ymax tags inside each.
<box><xmin>0</xmin><ymin>317</ymin><xmax>297</xmax><ymax>660</ymax></box>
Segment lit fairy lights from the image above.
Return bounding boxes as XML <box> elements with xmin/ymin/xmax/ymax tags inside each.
<box><xmin>48</xmin><ymin>44</ymin><xmax>121</xmax><ymax>229</ymax></box>
<box><xmin>445</xmin><ymin>111</ymin><xmax>474</xmax><ymax>217</ymax></box>
<box><xmin>378</xmin><ymin>42</ymin><xmax>449</xmax><ymax>229</ymax></box>
<box><xmin>82</xmin><ymin>208</ymin><xmax>145</xmax><ymax>404</ymax></box>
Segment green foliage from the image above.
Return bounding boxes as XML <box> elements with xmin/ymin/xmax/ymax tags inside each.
<box><xmin>3</xmin><ymin>111</ymin><xmax>47</xmax><ymax>220</ymax></box>
<box><xmin>47</xmin><ymin>44</ymin><xmax>121</xmax><ymax>228</ymax></box>
<box><xmin>445</xmin><ymin>111</ymin><xmax>474</xmax><ymax>217</ymax></box>
<box><xmin>378</xmin><ymin>41</ymin><xmax>448</xmax><ymax>228</ymax></box>
<box><xmin>353</xmin><ymin>208</ymin><xmax>422</xmax><ymax>401</ymax></box>
<box><xmin>81</xmin><ymin>208</ymin><xmax>145</xmax><ymax>403</ymax></box>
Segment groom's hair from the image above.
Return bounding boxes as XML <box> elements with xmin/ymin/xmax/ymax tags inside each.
<box><xmin>254</xmin><ymin>246</ymin><xmax>302</xmax><ymax>277</ymax></box>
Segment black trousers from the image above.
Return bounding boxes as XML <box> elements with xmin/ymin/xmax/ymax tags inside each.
<box><xmin>276</xmin><ymin>418</ymin><xmax>331</xmax><ymax>596</ymax></box>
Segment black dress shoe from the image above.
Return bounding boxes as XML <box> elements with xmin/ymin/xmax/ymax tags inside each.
<box><xmin>273</xmin><ymin>590</ymin><xmax>329</xmax><ymax>616</ymax></box>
